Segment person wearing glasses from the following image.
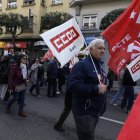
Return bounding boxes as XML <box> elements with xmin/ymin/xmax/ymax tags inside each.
<box><xmin>6</xmin><ymin>54</ymin><xmax>28</xmax><ymax>117</ymax></box>
<box><xmin>67</xmin><ymin>39</ymin><xmax>107</xmax><ymax>140</ymax></box>
<box><xmin>29</xmin><ymin>58</ymin><xmax>42</xmax><ymax>97</ymax></box>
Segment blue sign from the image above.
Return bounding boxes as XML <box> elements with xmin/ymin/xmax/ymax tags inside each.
<box><xmin>84</xmin><ymin>36</ymin><xmax>97</xmax><ymax>45</ymax></box>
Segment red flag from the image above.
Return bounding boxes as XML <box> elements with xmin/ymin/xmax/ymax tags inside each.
<box><xmin>42</xmin><ymin>49</ymin><xmax>53</xmax><ymax>61</ymax></box>
<box><xmin>102</xmin><ymin>0</ymin><xmax>140</xmax><ymax>74</ymax></box>
<box><xmin>108</xmin><ymin>41</ymin><xmax>140</xmax><ymax>75</ymax></box>
<box><xmin>102</xmin><ymin>0</ymin><xmax>140</xmax><ymax>55</ymax></box>
<box><xmin>117</xmin><ymin>93</ymin><xmax>140</xmax><ymax>140</ymax></box>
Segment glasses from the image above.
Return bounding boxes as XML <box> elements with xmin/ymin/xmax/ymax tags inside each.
<box><xmin>22</xmin><ymin>57</ymin><xmax>27</xmax><ymax>60</ymax></box>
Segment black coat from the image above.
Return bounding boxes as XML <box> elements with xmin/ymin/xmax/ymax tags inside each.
<box><xmin>122</xmin><ymin>68</ymin><xmax>136</xmax><ymax>86</ymax></box>
<box><xmin>0</xmin><ymin>60</ymin><xmax>9</xmax><ymax>84</ymax></box>
<box><xmin>47</xmin><ymin>60</ymin><xmax>58</xmax><ymax>79</ymax></box>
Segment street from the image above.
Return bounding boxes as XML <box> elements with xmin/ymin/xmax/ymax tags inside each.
<box><xmin>0</xmin><ymin>85</ymin><xmax>129</xmax><ymax>140</ymax></box>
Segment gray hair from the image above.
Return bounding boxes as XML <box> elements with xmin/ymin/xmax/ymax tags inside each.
<box><xmin>88</xmin><ymin>38</ymin><xmax>104</xmax><ymax>49</ymax></box>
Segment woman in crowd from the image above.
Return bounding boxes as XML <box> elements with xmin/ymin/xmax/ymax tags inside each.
<box><xmin>6</xmin><ymin>54</ymin><xmax>28</xmax><ymax>117</ymax></box>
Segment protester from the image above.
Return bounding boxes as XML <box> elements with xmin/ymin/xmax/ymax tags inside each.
<box><xmin>120</xmin><ymin>67</ymin><xmax>136</xmax><ymax>113</ymax></box>
<box><xmin>54</xmin><ymin>61</ymin><xmax>78</xmax><ymax>132</ymax></box>
<box><xmin>0</xmin><ymin>55</ymin><xmax>10</xmax><ymax>100</ymax></box>
<box><xmin>54</xmin><ymin>64</ymin><xmax>71</xmax><ymax>132</ymax></box>
<box><xmin>38</xmin><ymin>61</ymin><xmax>45</xmax><ymax>88</ymax></box>
<box><xmin>111</xmin><ymin>69</ymin><xmax>125</xmax><ymax>106</ymax></box>
<box><xmin>3</xmin><ymin>50</ymin><xmax>19</xmax><ymax>103</ymax></box>
<box><xmin>6</xmin><ymin>54</ymin><xmax>28</xmax><ymax>117</ymax></box>
<box><xmin>57</xmin><ymin>66</ymin><xmax>66</xmax><ymax>94</ymax></box>
<box><xmin>107</xmin><ymin>68</ymin><xmax>115</xmax><ymax>91</ymax></box>
<box><xmin>47</xmin><ymin>57</ymin><xmax>58</xmax><ymax>97</ymax></box>
<box><xmin>54</xmin><ymin>87</ymin><xmax>72</xmax><ymax>132</ymax></box>
<box><xmin>8</xmin><ymin>48</ymin><xmax>14</xmax><ymax>59</ymax></box>
<box><xmin>67</xmin><ymin>39</ymin><xmax>107</xmax><ymax>140</ymax></box>
<box><xmin>29</xmin><ymin>58</ymin><xmax>42</xmax><ymax>97</ymax></box>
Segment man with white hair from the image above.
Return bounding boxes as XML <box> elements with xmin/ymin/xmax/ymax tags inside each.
<box><xmin>67</xmin><ymin>38</ymin><xmax>107</xmax><ymax>140</ymax></box>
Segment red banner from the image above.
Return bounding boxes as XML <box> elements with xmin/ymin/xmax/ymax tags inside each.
<box><xmin>102</xmin><ymin>0</ymin><xmax>140</xmax><ymax>75</ymax></box>
<box><xmin>5</xmin><ymin>42</ymin><xmax>27</xmax><ymax>49</ymax></box>
<box><xmin>110</xmin><ymin>41</ymin><xmax>140</xmax><ymax>75</ymax></box>
<box><xmin>117</xmin><ymin>92</ymin><xmax>140</xmax><ymax>140</ymax></box>
<box><xmin>42</xmin><ymin>49</ymin><xmax>53</xmax><ymax>61</ymax></box>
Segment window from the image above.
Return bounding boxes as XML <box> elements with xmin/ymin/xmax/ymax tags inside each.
<box><xmin>23</xmin><ymin>16</ymin><xmax>34</xmax><ymax>32</ymax></box>
<box><xmin>0</xmin><ymin>0</ymin><xmax>2</xmax><ymax>9</ymax></box>
<box><xmin>83</xmin><ymin>15</ymin><xmax>97</xmax><ymax>29</ymax></box>
<box><xmin>0</xmin><ymin>2</ymin><xmax>2</xmax><ymax>10</ymax></box>
<box><xmin>52</xmin><ymin>0</ymin><xmax>62</xmax><ymax>5</ymax></box>
<box><xmin>23</xmin><ymin>0</ymin><xmax>35</xmax><ymax>5</ymax></box>
<box><xmin>7</xmin><ymin>0</ymin><xmax>17</xmax><ymax>8</ymax></box>
<box><xmin>41</xmin><ymin>0</ymin><xmax>45</xmax><ymax>6</ymax></box>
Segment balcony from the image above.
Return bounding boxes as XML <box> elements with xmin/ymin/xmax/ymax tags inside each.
<box><xmin>69</xmin><ymin>0</ymin><xmax>114</xmax><ymax>7</ymax></box>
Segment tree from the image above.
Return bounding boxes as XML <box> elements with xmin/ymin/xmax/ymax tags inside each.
<box><xmin>99</xmin><ymin>8</ymin><xmax>125</xmax><ymax>30</ymax></box>
<box><xmin>0</xmin><ymin>14</ymin><xmax>3</xmax><ymax>34</ymax></box>
<box><xmin>40</xmin><ymin>12</ymin><xmax>73</xmax><ymax>32</ymax></box>
<box><xmin>1</xmin><ymin>13</ymin><xmax>29</xmax><ymax>48</ymax></box>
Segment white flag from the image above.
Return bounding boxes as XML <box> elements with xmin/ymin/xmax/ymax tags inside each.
<box><xmin>40</xmin><ymin>18</ymin><xmax>85</xmax><ymax>67</ymax></box>
<box><xmin>127</xmin><ymin>55</ymin><xmax>140</xmax><ymax>82</ymax></box>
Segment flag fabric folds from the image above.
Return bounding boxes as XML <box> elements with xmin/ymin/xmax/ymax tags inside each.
<box><xmin>127</xmin><ymin>55</ymin><xmax>140</xmax><ymax>82</ymax></box>
<box><xmin>117</xmin><ymin>92</ymin><xmax>140</xmax><ymax>140</ymax></box>
<box><xmin>102</xmin><ymin>0</ymin><xmax>140</xmax><ymax>75</ymax></box>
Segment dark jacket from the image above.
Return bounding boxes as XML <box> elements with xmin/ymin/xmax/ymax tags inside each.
<box><xmin>47</xmin><ymin>60</ymin><xmax>58</xmax><ymax>79</ymax></box>
<box><xmin>37</xmin><ymin>64</ymin><xmax>44</xmax><ymax>81</ymax></box>
<box><xmin>122</xmin><ymin>68</ymin><xmax>136</xmax><ymax>86</ymax></box>
<box><xmin>8</xmin><ymin>64</ymin><xmax>25</xmax><ymax>90</ymax></box>
<box><xmin>67</xmin><ymin>56</ymin><xmax>107</xmax><ymax>117</ymax></box>
<box><xmin>0</xmin><ymin>59</ymin><xmax>9</xmax><ymax>84</ymax></box>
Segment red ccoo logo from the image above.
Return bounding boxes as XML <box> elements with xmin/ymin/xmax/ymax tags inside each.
<box><xmin>131</xmin><ymin>60</ymin><xmax>140</xmax><ymax>74</ymax></box>
<box><xmin>50</xmin><ymin>26</ymin><xmax>80</xmax><ymax>53</ymax></box>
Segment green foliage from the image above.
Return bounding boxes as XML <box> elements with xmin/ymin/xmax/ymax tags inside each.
<box><xmin>40</xmin><ymin>12</ymin><xmax>73</xmax><ymax>32</ymax></box>
<box><xmin>1</xmin><ymin>13</ymin><xmax>29</xmax><ymax>37</ymax></box>
<box><xmin>99</xmin><ymin>8</ymin><xmax>125</xmax><ymax>30</ymax></box>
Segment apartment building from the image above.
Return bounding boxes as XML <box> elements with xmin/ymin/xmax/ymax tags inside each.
<box><xmin>69</xmin><ymin>0</ymin><xmax>132</xmax><ymax>75</ymax></box>
<box><xmin>46</xmin><ymin>0</ymin><xmax>70</xmax><ymax>13</ymax></box>
<box><xmin>0</xmin><ymin>0</ymin><xmax>71</xmax><ymax>57</ymax></box>
<box><xmin>0</xmin><ymin>0</ymin><xmax>47</xmax><ymax>41</ymax></box>
<box><xmin>69</xmin><ymin>0</ymin><xmax>132</xmax><ymax>44</ymax></box>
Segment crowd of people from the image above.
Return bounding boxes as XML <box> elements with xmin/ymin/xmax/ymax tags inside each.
<box><xmin>0</xmin><ymin>48</ymin><xmax>69</xmax><ymax>117</ymax></box>
<box><xmin>0</xmin><ymin>38</ymin><xmax>137</xmax><ymax>140</ymax></box>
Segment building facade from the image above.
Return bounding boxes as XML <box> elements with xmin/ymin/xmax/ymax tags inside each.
<box><xmin>0</xmin><ymin>0</ymin><xmax>71</xmax><ymax>57</ymax></box>
<box><xmin>69</xmin><ymin>0</ymin><xmax>132</xmax><ymax>41</ymax></box>
<box><xmin>0</xmin><ymin>0</ymin><xmax>46</xmax><ymax>41</ymax></box>
<box><xmin>46</xmin><ymin>0</ymin><xmax>70</xmax><ymax>13</ymax></box>
<box><xmin>69</xmin><ymin>0</ymin><xmax>132</xmax><ymax>73</ymax></box>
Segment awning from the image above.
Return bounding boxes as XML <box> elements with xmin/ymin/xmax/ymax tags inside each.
<box><xmin>0</xmin><ymin>42</ymin><xmax>6</xmax><ymax>48</ymax></box>
<box><xmin>34</xmin><ymin>41</ymin><xmax>46</xmax><ymax>46</ymax></box>
<box><xmin>16</xmin><ymin>42</ymin><xmax>27</xmax><ymax>48</ymax></box>
<box><xmin>9</xmin><ymin>0</ymin><xmax>17</xmax><ymax>2</ymax></box>
<box><xmin>5</xmin><ymin>42</ymin><xmax>27</xmax><ymax>49</ymax></box>
<box><xmin>24</xmin><ymin>0</ymin><xmax>34</xmax><ymax>3</ymax></box>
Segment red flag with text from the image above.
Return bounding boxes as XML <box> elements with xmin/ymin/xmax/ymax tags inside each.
<box><xmin>102</xmin><ymin>0</ymin><xmax>140</xmax><ymax>75</ymax></box>
<box><xmin>117</xmin><ymin>92</ymin><xmax>140</xmax><ymax>140</ymax></box>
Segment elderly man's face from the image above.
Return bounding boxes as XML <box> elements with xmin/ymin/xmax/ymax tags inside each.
<box><xmin>90</xmin><ymin>42</ymin><xmax>105</xmax><ymax>60</ymax></box>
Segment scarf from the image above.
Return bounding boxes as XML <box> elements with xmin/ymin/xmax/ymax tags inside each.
<box><xmin>20</xmin><ymin>63</ymin><xmax>27</xmax><ymax>80</ymax></box>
